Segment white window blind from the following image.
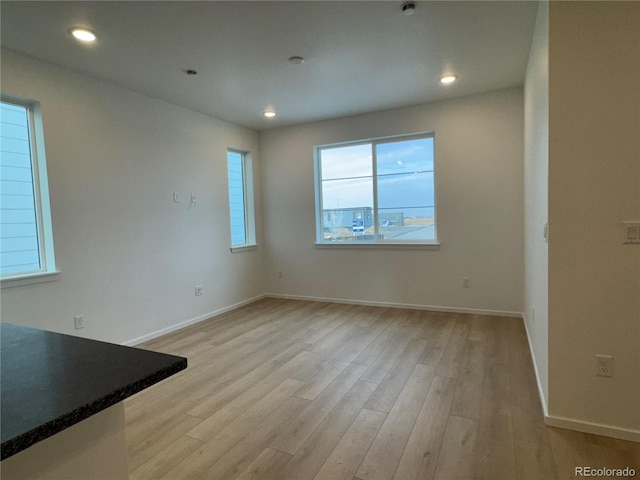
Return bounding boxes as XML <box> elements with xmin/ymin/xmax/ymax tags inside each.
<box><xmin>227</xmin><ymin>149</ymin><xmax>256</xmax><ymax>250</ymax></box>
<box><xmin>1</xmin><ymin>98</ymin><xmax>56</xmax><ymax>280</ymax></box>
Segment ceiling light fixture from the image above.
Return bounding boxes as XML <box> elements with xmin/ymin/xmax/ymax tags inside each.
<box><xmin>288</xmin><ymin>56</ymin><xmax>305</xmax><ymax>65</ymax></box>
<box><xmin>401</xmin><ymin>2</ymin><xmax>417</xmax><ymax>16</ymax></box>
<box><xmin>70</xmin><ymin>28</ymin><xmax>97</xmax><ymax>42</ymax></box>
<box><xmin>264</xmin><ymin>110</ymin><xmax>276</xmax><ymax>118</ymax></box>
<box><xmin>440</xmin><ymin>75</ymin><xmax>457</xmax><ymax>85</ymax></box>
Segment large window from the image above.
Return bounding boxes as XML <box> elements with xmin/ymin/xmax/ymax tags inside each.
<box><xmin>315</xmin><ymin>133</ymin><xmax>436</xmax><ymax>245</ymax></box>
<box><xmin>227</xmin><ymin>149</ymin><xmax>256</xmax><ymax>249</ymax></box>
<box><xmin>1</xmin><ymin>97</ymin><xmax>56</xmax><ymax>281</ymax></box>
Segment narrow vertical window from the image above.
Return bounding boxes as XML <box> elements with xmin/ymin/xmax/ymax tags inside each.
<box><xmin>226</xmin><ymin>149</ymin><xmax>256</xmax><ymax>250</ymax></box>
<box><xmin>1</xmin><ymin>97</ymin><xmax>56</xmax><ymax>281</ymax></box>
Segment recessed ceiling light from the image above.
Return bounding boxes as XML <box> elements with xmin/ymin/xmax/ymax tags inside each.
<box><xmin>288</xmin><ymin>56</ymin><xmax>305</xmax><ymax>65</ymax></box>
<box><xmin>401</xmin><ymin>2</ymin><xmax>417</xmax><ymax>16</ymax></box>
<box><xmin>264</xmin><ymin>110</ymin><xmax>276</xmax><ymax>118</ymax></box>
<box><xmin>70</xmin><ymin>28</ymin><xmax>97</xmax><ymax>43</ymax></box>
<box><xmin>440</xmin><ymin>75</ymin><xmax>457</xmax><ymax>85</ymax></box>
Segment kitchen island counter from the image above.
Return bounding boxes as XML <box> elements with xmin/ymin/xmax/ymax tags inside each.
<box><xmin>1</xmin><ymin>322</ymin><xmax>186</xmax><ymax>475</ymax></box>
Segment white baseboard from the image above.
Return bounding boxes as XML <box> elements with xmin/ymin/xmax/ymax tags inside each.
<box><xmin>122</xmin><ymin>294</ymin><xmax>266</xmax><ymax>346</ymax></box>
<box><xmin>265</xmin><ymin>292</ymin><xmax>522</xmax><ymax>318</ymax></box>
<box><xmin>122</xmin><ymin>292</ymin><xmax>518</xmax><ymax>347</ymax></box>
<box><xmin>521</xmin><ymin>312</ymin><xmax>550</xmax><ymax>418</ymax></box>
<box><xmin>544</xmin><ymin>415</ymin><xmax>640</xmax><ymax>443</ymax></box>
<box><xmin>522</xmin><ymin>313</ymin><xmax>639</xmax><ymax>443</ymax></box>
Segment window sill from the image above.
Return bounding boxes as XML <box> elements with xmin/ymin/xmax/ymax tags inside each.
<box><xmin>1</xmin><ymin>271</ymin><xmax>61</xmax><ymax>289</ymax></box>
<box><xmin>230</xmin><ymin>244</ymin><xmax>258</xmax><ymax>253</ymax></box>
<box><xmin>315</xmin><ymin>242</ymin><xmax>440</xmax><ymax>250</ymax></box>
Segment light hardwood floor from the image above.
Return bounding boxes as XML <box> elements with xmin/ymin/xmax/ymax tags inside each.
<box><xmin>124</xmin><ymin>298</ymin><xmax>639</xmax><ymax>480</ymax></box>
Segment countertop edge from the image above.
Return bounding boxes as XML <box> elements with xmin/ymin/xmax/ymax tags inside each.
<box><xmin>1</xmin><ymin>358</ymin><xmax>187</xmax><ymax>460</ymax></box>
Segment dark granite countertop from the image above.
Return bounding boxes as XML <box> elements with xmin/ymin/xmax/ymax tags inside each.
<box><xmin>0</xmin><ymin>323</ymin><xmax>187</xmax><ymax>460</ymax></box>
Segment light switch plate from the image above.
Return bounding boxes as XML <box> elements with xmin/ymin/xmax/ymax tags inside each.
<box><xmin>622</xmin><ymin>221</ymin><xmax>640</xmax><ymax>244</ymax></box>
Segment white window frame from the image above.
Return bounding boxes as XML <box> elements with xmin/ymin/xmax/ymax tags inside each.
<box><xmin>314</xmin><ymin>132</ymin><xmax>438</xmax><ymax>249</ymax></box>
<box><xmin>1</xmin><ymin>95</ymin><xmax>58</xmax><ymax>287</ymax></box>
<box><xmin>226</xmin><ymin>148</ymin><xmax>257</xmax><ymax>252</ymax></box>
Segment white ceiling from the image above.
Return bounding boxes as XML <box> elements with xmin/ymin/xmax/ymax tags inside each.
<box><xmin>1</xmin><ymin>1</ymin><xmax>538</xmax><ymax>130</ymax></box>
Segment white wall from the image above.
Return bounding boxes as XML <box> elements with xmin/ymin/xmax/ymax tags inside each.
<box><xmin>548</xmin><ymin>2</ymin><xmax>640</xmax><ymax>436</ymax></box>
<box><xmin>1</xmin><ymin>404</ymin><xmax>128</xmax><ymax>480</ymax></box>
<box><xmin>523</xmin><ymin>1</ymin><xmax>549</xmax><ymax>411</ymax></box>
<box><xmin>0</xmin><ymin>50</ymin><xmax>265</xmax><ymax>344</ymax></box>
<box><xmin>260</xmin><ymin>89</ymin><xmax>524</xmax><ymax>315</ymax></box>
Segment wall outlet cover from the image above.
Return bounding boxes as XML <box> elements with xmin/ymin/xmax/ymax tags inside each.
<box><xmin>595</xmin><ymin>354</ymin><xmax>613</xmax><ymax>377</ymax></box>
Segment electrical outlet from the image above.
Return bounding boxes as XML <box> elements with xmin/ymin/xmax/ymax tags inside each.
<box><xmin>74</xmin><ymin>315</ymin><xmax>84</xmax><ymax>330</ymax></box>
<box><xmin>195</xmin><ymin>285</ymin><xmax>203</xmax><ymax>296</ymax></box>
<box><xmin>596</xmin><ymin>354</ymin><xmax>613</xmax><ymax>377</ymax></box>
<box><xmin>462</xmin><ymin>277</ymin><xmax>470</xmax><ymax>288</ymax></box>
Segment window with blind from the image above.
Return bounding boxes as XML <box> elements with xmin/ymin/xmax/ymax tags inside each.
<box><xmin>1</xmin><ymin>97</ymin><xmax>56</xmax><ymax>281</ymax></box>
<box><xmin>227</xmin><ymin>149</ymin><xmax>256</xmax><ymax>250</ymax></box>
